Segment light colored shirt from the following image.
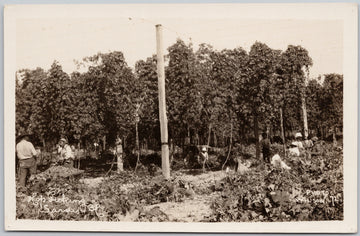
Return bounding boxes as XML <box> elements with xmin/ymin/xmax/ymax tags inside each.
<box><xmin>199</xmin><ymin>152</ymin><xmax>209</xmax><ymax>160</ymax></box>
<box><xmin>58</xmin><ymin>144</ymin><xmax>74</xmax><ymax>160</ymax></box>
<box><xmin>16</xmin><ymin>140</ymin><xmax>37</xmax><ymax>160</ymax></box>
<box><xmin>291</xmin><ymin>141</ymin><xmax>304</xmax><ymax>149</ymax></box>
<box><xmin>289</xmin><ymin>147</ymin><xmax>300</xmax><ymax>156</ymax></box>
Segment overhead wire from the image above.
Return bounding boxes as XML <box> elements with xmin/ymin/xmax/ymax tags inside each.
<box><xmin>126</xmin><ymin>16</ymin><xmax>195</xmax><ymax>45</ymax></box>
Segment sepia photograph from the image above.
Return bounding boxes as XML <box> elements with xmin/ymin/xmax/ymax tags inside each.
<box><xmin>4</xmin><ymin>3</ymin><xmax>358</xmax><ymax>233</ymax></box>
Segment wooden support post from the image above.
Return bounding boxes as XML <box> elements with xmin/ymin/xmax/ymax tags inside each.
<box><xmin>302</xmin><ymin>70</ymin><xmax>310</xmax><ymax>139</ymax></box>
<box><xmin>135</xmin><ymin>119</ymin><xmax>140</xmax><ymax>171</ymax></box>
<box><xmin>156</xmin><ymin>24</ymin><xmax>170</xmax><ymax>179</ymax></box>
<box><xmin>134</xmin><ymin>103</ymin><xmax>141</xmax><ymax>172</ymax></box>
<box><xmin>115</xmin><ymin>136</ymin><xmax>124</xmax><ymax>173</ymax></box>
<box><xmin>280</xmin><ymin>107</ymin><xmax>286</xmax><ymax>157</ymax></box>
<box><xmin>301</xmin><ymin>95</ymin><xmax>309</xmax><ymax>139</ymax></box>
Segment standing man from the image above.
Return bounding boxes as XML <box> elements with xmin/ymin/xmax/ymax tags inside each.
<box><xmin>260</xmin><ymin>132</ymin><xmax>271</xmax><ymax>163</ymax></box>
<box><xmin>58</xmin><ymin>137</ymin><xmax>74</xmax><ymax>168</ymax></box>
<box><xmin>16</xmin><ymin>134</ymin><xmax>38</xmax><ymax>188</ymax></box>
<box><xmin>198</xmin><ymin>146</ymin><xmax>209</xmax><ymax>172</ymax></box>
<box><xmin>115</xmin><ymin>137</ymin><xmax>123</xmax><ymax>173</ymax></box>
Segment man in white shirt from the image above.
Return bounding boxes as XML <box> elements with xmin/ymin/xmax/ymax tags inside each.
<box><xmin>57</xmin><ymin>138</ymin><xmax>74</xmax><ymax>168</ymax></box>
<box><xmin>16</xmin><ymin>134</ymin><xmax>38</xmax><ymax>187</ymax></box>
<box><xmin>198</xmin><ymin>146</ymin><xmax>209</xmax><ymax>172</ymax></box>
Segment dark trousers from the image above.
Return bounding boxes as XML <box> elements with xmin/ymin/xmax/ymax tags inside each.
<box><xmin>263</xmin><ymin>150</ymin><xmax>271</xmax><ymax>163</ymax></box>
<box><xmin>18</xmin><ymin>157</ymin><xmax>37</xmax><ymax>187</ymax></box>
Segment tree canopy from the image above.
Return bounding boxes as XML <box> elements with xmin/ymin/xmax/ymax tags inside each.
<box><xmin>16</xmin><ymin>41</ymin><xmax>343</xmax><ymax>151</ymax></box>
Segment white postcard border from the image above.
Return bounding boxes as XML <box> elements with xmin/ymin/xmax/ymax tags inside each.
<box><xmin>4</xmin><ymin>3</ymin><xmax>358</xmax><ymax>232</ymax></box>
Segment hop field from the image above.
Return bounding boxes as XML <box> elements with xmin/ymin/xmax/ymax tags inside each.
<box><xmin>16</xmin><ymin>143</ymin><xmax>343</xmax><ymax>222</ymax></box>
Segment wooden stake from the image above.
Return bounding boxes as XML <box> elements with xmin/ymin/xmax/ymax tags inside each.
<box><xmin>156</xmin><ymin>24</ymin><xmax>170</xmax><ymax>179</ymax></box>
<box><xmin>135</xmin><ymin>120</ymin><xmax>140</xmax><ymax>171</ymax></box>
<box><xmin>302</xmin><ymin>69</ymin><xmax>310</xmax><ymax>139</ymax></box>
<box><xmin>116</xmin><ymin>139</ymin><xmax>123</xmax><ymax>173</ymax></box>
<box><xmin>280</xmin><ymin>107</ymin><xmax>286</xmax><ymax>157</ymax></box>
<box><xmin>301</xmin><ymin>95</ymin><xmax>309</xmax><ymax>139</ymax></box>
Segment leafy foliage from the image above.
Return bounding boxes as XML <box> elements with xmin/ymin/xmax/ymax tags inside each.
<box><xmin>16</xmin><ymin>41</ymin><xmax>342</xmax><ymax>151</ymax></box>
<box><xmin>166</xmin><ymin>39</ymin><xmax>201</xmax><ymax>142</ymax></box>
<box><xmin>208</xmin><ymin>145</ymin><xmax>343</xmax><ymax>222</ymax></box>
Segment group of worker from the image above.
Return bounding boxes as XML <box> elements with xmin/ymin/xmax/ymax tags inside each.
<box><xmin>16</xmin><ymin>134</ymin><xmax>74</xmax><ymax>188</ymax></box>
<box><xmin>260</xmin><ymin>131</ymin><xmax>323</xmax><ymax>168</ymax></box>
<box><xmin>16</xmin><ymin>130</ymin><xmax>322</xmax><ymax>187</ymax></box>
<box><xmin>16</xmin><ymin>133</ymin><xmax>125</xmax><ymax>189</ymax></box>
<box><xmin>288</xmin><ymin>132</ymin><xmax>323</xmax><ymax>158</ymax></box>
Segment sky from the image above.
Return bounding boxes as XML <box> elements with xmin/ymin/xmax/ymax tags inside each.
<box><xmin>16</xmin><ymin>17</ymin><xmax>343</xmax><ymax>79</ymax></box>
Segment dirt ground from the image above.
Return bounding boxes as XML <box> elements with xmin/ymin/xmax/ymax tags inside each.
<box><xmin>144</xmin><ymin>170</ymin><xmax>226</xmax><ymax>222</ymax></box>
<box><xmin>71</xmin><ymin>169</ymin><xmax>229</xmax><ymax>222</ymax></box>
<box><xmin>144</xmin><ymin>195</ymin><xmax>215</xmax><ymax>222</ymax></box>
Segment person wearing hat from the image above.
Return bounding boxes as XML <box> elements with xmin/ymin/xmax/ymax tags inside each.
<box><xmin>16</xmin><ymin>133</ymin><xmax>38</xmax><ymax>187</ymax></box>
<box><xmin>302</xmin><ymin>135</ymin><xmax>314</xmax><ymax>158</ymax></box>
<box><xmin>293</xmin><ymin>132</ymin><xmax>304</xmax><ymax>148</ymax></box>
<box><xmin>57</xmin><ymin>137</ymin><xmax>74</xmax><ymax>168</ymax></box>
<box><xmin>288</xmin><ymin>132</ymin><xmax>304</xmax><ymax>157</ymax></box>
<box><xmin>310</xmin><ymin>136</ymin><xmax>323</xmax><ymax>157</ymax></box>
<box><xmin>198</xmin><ymin>146</ymin><xmax>209</xmax><ymax>172</ymax></box>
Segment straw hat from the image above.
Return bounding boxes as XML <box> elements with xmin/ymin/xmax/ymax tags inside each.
<box><xmin>59</xmin><ymin>138</ymin><xmax>68</xmax><ymax>143</ymax></box>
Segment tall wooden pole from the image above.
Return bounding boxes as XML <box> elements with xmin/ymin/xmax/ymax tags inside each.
<box><xmin>280</xmin><ymin>107</ymin><xmax>286</xmax><ymax>157</ymax></box>
<box><xmin>156</xmin><ymin>24</ymin><xmax>170</xmax><ymax>179</ymax></box>
<box><xmin>302</xmin><ymin>71</ymin><xmax>309</xmax><ymax>139</ymax></box>
<box><xmin>134</xmin><ymin>118</ymin><xmax>140</xmax><ymax>171</ymax></box>
<box><xmin>134</xmin><ymin>104</ymin><xmax>141</xmax><ymax>172</ymax></box>
<box><xmin>301</xmin><ymin>95</ymin><xmax>308</xmax><ymax>139</ymax></box>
